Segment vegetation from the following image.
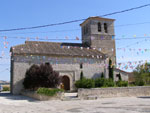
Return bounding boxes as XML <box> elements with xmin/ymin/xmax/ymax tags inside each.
<box><xmin>95</xmin><ymin>78</ymin><xmax>114</xmax><ymax>87</ymax></box>
<box><xmin>75</xmin><ymin>77</ymin><xmax>95</xmax><ymax>88</ymax></box>
<box><xmin>75</xmin><ymin>75</ymin><xmax>129</xmax><ymax>89</ymax></box>
<box><xmin>2</xmin><ymin>86</ymin><xmax>10</xmax><ymax>91</ymax></box>
<box><xmin>37</xmin><ymin>88</ymin><xmax>64</xmax><ymax>96</ymax></box>
<box><xmin>80</xmin><ymin>71</ymin><xmax>84</xmax><ymax>80</ymax></box>
<box><xmin>133</xmin><ymin>63</ymin><xmax>150</xmax><ymax>86</ymax></box>
<box><xmin>118</xmin><ymin>73</ymin><xmax>122</xmax><ymax>81</ymax></box>
<box><xmin>116</xmin><ymin>80</ymin><xmax>128</xmax><ymax>87</ymax></box>
<box><xmin>23</xmin><ymin>63</ymin><xmax>61</xmax><ymax>90</ymax></box>
<box><xmin>108</xmin><ymin>59</ymin><xmax>114</xmax><ymax>80</ymax></box>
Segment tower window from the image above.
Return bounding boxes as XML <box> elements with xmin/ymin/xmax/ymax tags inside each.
<box><xmin>98</xmin><ymin>22</ymin><xmax>101</xmax><ymax>32</ymax></box>
<box><xmin>104</xmin><ymin>23</ymin><xmax>108</xmax><ymax>33</ymax></box>
<box><xmin>80</xmin><ymin>63</ymin><xmax>83</xmax><ymax>69</ymax></box>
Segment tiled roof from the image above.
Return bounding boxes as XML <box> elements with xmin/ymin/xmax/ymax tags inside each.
<box><xmin>11</xmin><ymin>41</ymin><xmax>106</xmax><ymax>59</ymax></box>
<box><xmin>80</xmin><ymin>16</ymin><xmax>115</xmax><ymax>26</ymax></box>
<box><xmin>114</xmin><ymin>68</ymin><xmax>131</xmax><ymax>74</ymax></box>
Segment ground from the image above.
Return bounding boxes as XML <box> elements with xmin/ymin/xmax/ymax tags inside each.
<box><xmin>0</xmin><ymin>92</ymin><xmax>150</xmax><ymax>113</ymax></box>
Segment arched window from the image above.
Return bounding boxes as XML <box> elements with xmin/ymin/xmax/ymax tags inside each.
<box><xmin>104</xmin><ymin>23</ymin><xmax>108</xmax><ymax>33</ymax></box>
<box><xmin>98</xmin><ymin>22</ymin><xmax>101</xmax><ymax>32</ymax></box>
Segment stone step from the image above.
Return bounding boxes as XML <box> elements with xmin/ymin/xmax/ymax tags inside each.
<box><xmin>61</xmin><ymin>92</ymin><xmax>79</xmax><ymax>101</ymax></box>
<box><xmin>64</xmin><ymin>93</ymin><xmax>78</xmax><ymax>97</ymax></box>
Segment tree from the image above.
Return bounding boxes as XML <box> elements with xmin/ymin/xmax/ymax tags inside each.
<box><xmin>80</xmin><ymin>71</ymin><xmax>84</xmax><ymax>80</ymax></box>
<box><xmin>133</xmin><ymin>63</ymin><xmax>150</xmax><ymax>85</ymax></box>
<box><xmin>23</xmin><ymin>63</ymin><xmax>61</xmax><ymax>90</ymax></box>
<box><xmin>101</xmin><ymin>72</ymin><xmax>104</xmax><ymax>78</ymax></box>
<box><xmin>118</xmin><ymin>73</ymin><xmax>122</xmax><ymax>81</ymax></box>
<box><xmin>108</xmin><ymin>59</ymin><xmax>114</xmax><ymax>80</ymax></box>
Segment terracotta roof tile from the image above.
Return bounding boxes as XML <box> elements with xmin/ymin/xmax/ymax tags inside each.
<box><xmin>11</xmin><ymin>41</ymin><xmax>106</xmax><ymax>59</ymax></box>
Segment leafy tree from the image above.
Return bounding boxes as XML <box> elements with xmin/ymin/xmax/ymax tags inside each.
<box><xmin>23</xmin><ymin>63</ymin><xmax>60</xmax><ymax>90</ymax></box>
<box><xmin>133</xmin><ymin>63</ymin><xmax>150</xmax><ymax>85</ymax></box>
<box><xmin>108</xmin><ymin>59</ymin><xmax>114</xmax><ymax>80</ymax></box>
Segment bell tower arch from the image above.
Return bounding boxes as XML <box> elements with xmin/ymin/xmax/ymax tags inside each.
<box><xmin>80</xmin><ymin>16</ymin><xmax>116</xmax><ymax>64</ymax></box>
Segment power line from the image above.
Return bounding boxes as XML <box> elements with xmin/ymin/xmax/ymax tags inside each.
<box><xmin>1</xmin><ymin>21</ymin><xmax>150</xmax><ymax>35</ymax></box>
<box><xmin>1</xmin><ymin>36</ymin><xmax>149</xmax><ymax>41</ymax></box>
<box><xmin>0</xmin><ymin>3</ymin><xmax>150</xmax><ymax>32</ymax></box>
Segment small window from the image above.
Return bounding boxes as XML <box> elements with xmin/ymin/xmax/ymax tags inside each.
<box><xmin>98</xmin><ymin>22</ymin><xmax>101</xmax><ymax>32</ymax></box>
<box><xmin>45</xmin><ymin>62</ymin><xmax>50</xmax><ymax>65</ymax></box>
<box><xmin>104</xmin><ymin>23</ymin><xmax>108</xmax><ymax>33</ymax></box>
<box><xmin>80</xmin><ymin>63</ymin><xmax>83</xmax><ymax>69</ymax></box>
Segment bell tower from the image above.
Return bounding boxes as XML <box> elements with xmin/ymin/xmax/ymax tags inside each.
<box><xmin>80</xmin><ymin>16</ymin><xmax>116</xmax><ymax>64</ymax></box>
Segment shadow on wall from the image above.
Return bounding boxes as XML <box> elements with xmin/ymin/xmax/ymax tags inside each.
<box><xmin>92</xmin><ymin>73</ymin><xmax>101</xmax><ymax>79</ymax></box>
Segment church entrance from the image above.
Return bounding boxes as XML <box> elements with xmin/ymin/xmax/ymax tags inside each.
<box><xmin>62</xmin><ymin>75</ymin><xmax>70</xmax><ymax>90</ymax></box>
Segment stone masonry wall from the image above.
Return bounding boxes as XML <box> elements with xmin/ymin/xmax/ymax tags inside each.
<box><xmin>78</xmin><ymin>86</ymin><xmax>150</xmax><ymax>99</ymax></box>
<box><xmin>11</xmin><ymin>55</ymin><xmax>106</xmax><ymax>94</ymax></box>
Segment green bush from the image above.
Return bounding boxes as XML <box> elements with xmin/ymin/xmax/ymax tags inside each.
<box><xmin>135</xmin><ymin>79</ymin><xmax>145</xmax><ymax>86</ymax></box>
<box><xmin>75</xmin><ymin>78</ymin><xmax>95</xmax><ymax>88</ymax></box>
<box><xmin>95</xmin><ymin>78</ymin><xmax>105</xmax><ymax>87</ymax></box>
<box><xmin>116</xmin><ymin>80</ymin><xmax>128</xmax><ymax>87</ymax></box>
<box><xmin>36</xmin><ymin>88</ymin><xmax>64</xmax><ymax>96</ymax></box>
<box><xmin>94</xmin><ymin>78</ymin><xmax>115</xmax><ymax>88</ymax></box>
<box><xmin>103</xmin><ymin>79</ymin><xmax>115</xmax><ymax>87</ymax></box>
<box><xmin>2</xmin><ymin>86</ymin><xmax>10</xmax><ymax>91</ymax></box>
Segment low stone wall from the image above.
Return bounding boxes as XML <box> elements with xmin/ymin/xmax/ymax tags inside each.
<box><xmin>21</xmin><ymin>90</ymin><xmax>64</xmax><ymax>101</ymax></box>
<box><xmin>78</xmin><ymin>86</ymin><xmax>150</xmax><ymax>99</ymax></box>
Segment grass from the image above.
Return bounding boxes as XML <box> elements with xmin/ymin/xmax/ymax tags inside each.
<box><xmin>36</xmin><ymin>88</ymin><xmax>64</xmax><ymax>96</ymax></box>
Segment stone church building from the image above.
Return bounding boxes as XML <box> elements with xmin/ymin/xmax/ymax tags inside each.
<box><xmin>10</xmin><ymin>17</ymin><xmax>128</xmax><ymax>94</ymax></box>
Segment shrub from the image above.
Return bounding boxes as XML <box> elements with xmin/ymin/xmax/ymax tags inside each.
<box><xmin>116</xmin><ymin>80</ymin><xmax>128</xmax><ymax>87</ymax></box>
<box><xmin>2</xmin><ymin>86</ymin><xmax>10</xmax><ymax>91</ymax></box>
<box><xmin>95</xmin><ymin>78</ymin><xmax>105</xmax><ymax>87</ymax></box>
<box><xmin>37</xmin><ymin>88</ymin><xmax>64</xmax><ymax>96</ymax></box>
<box><xmin>75</xmin><ymin>78</ymin><xmax>95</xmax><ymax>88</ymax></box>
<box><xmin>135</xmin><ymin>79</ymin><xmax>145</xmax><ymax>86</ymax></box>
<box><xmin>23</xmin><ymin>63</ymin><xmax>61</xmax><ymax>90</ymax></box>
<box><xmin>95</xmin><ymin>78</ymin><xmax>115</xmax><ymax>88</ymax></box>
<box><xmin>103</xmin><ymin>79</ymin><xmax>115</xmax><ymax>87</ymax></box>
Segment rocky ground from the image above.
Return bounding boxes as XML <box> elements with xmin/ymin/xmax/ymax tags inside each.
<box><xmin>0</xmin><ymin>92</ymin><xmax>150</xmax><ymax>113</ymax></box>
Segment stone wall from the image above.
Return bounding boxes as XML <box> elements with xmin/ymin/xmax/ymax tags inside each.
<box><xmin>21</xmin><ymin>90</ymin><xmax>64</xmax><ymax>101</ymax></box>
<box><xmin>11</xmin><ymin>55</ymin><xmax>106</xmax><ymax>94</ymax></box>
<box><xmin>78</xmin><ymin>86</ymin><xmax>150</xmax><ymax>99</ymax></box>
<box><xmin>114</xmin><ymin>70</ymin><xmax>129</xmax><ymax>81</ymax></box>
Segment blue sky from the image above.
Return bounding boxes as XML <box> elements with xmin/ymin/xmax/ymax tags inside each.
<box><xmin>0</xmin><ymin>0</ymin><xmax>150</xmax><ymax>81</ymax></box>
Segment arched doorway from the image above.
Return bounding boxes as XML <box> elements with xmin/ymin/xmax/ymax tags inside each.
<box><xmin>62</xmin><ymin>75</ymin><xmax>70</xmax><ymax>90</ymax></box>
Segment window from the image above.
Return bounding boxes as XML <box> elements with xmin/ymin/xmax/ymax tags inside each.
<box><xmin>80</xmin><ymin>63</ymin><xmax>83</xmax><ymax>69</ymax></box>
<box><xmin>98</xmin><ymin>22</ymin><xmax>101</xmax><ymax>32</ymax></box>
<box><xmin>104</xmin><ymin>23</ymin><xmax>108</xmax><ymax>33</ymax></box>
<box><xmin>45</xmin><ymin>62</ymin><xmax>50</xmax><ymax>65</ymax></box>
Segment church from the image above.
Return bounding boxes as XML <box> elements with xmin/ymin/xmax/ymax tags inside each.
<box><xmin>10</xmin><ymin>17</ymin><xmax>128</xmax><ymax>94</ymax></box>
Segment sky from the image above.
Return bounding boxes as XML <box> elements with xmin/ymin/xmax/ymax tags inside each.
<box><xmin>0</xmin><ymin>0</ymin><xmax>150</xmax><ymax>81</ymax></box>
